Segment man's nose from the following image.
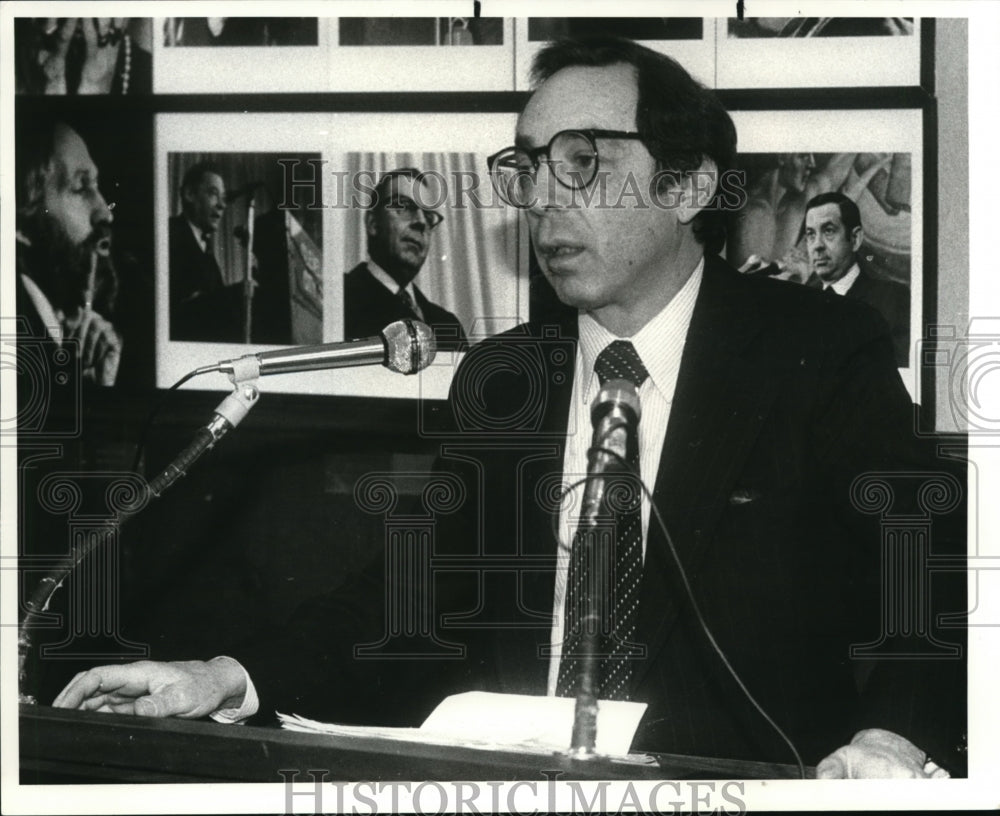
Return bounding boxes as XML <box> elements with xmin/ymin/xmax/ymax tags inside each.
<box><xmin>409</xmin><ymin>214</ymin><xmax>428</xmax><ymax>232</ymax></box>
<box><xmin>92</xmin><ymin>192</ymin><xmax>113</xmax><ymax>226</ymax></box>
<box><xmin>527</xmin><ymin>160</ymin><xmax>570</xmax><ymax>213</ymax></box>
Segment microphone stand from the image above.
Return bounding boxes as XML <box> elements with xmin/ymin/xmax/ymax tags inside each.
<box><xmin>242</xmin><ymin>194</ymin><xmax>255</xmax><ymax>344</ymax></box>
<box><xmin>18</xmin><ymin>376</ymin><xmax>260</xmax><ymax>704</ymax></box>
<box><xmin>566</xmin><ymin>381</ymin><xmax>640</xmax><ymax>758</ymax></box>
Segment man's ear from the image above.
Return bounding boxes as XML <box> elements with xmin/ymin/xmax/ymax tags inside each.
<box><xmin>364</xmin><ymin>209</ymin><xmax>377</xmax><ymax>238</ymax></box>
<box><xmin>675</xmin><ymin>157</ymin><xmax>718</xmax><ymax>226</ymax></box>
<box><xmin>850</xmin><ymin>225</ymin><xmax>864</xmax><ymax>252</ymax></box>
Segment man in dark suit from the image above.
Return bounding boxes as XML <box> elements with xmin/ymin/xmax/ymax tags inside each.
<box><xmin>344</xmin><ymin>168</ymin><xmax>468</xmax><ymax>351</ymax></box>
<box><xmin>805</xmin><ymin>191</ymin><xmax>911</xmax><ymax>366</ymax></box>
<box><xmin>168</xmin><ymin>162</ymin><xmax>243</xmax><ymax>342</ymax></box>
<box><xmin>54</xmin><ymin>38</ymin><xmax>964</xmax><ymax>778</ymax></box>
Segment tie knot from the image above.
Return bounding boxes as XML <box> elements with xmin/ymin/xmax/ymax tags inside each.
<box><xmin>397</xmin><ymin>288</ymin><xmax>416</xmax><ymax>313</ymax></box>
<box><xmin>594</xmin><ymin>340</ymin><xmax>648</xmax><ymax>388</ymax></box>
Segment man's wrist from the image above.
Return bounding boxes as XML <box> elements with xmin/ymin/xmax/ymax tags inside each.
<box><xmin>209</xmin><ymin>656</ymin><xmax>248</xmax><ymax>710</ymax></box>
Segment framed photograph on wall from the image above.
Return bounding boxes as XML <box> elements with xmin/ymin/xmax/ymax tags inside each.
<box><xmin>717</xmin><ymin>17</ymin><xmax>921</xmax><ymax>88</ymax></box>
<box><xmin>514</xmin><ymin>17</ymin><xmax>714</xmax><ymax>89</ymax></box>
<box><xmin>328</xmin><ymin>17</ymin><xmax>514</xmax><ymax>91</ymax></box>
<box><xmin>726</xmin><ymin>108</ymin><xmax>924</xmax><ymax>400</ymax></box>
<box><xmin>155</xmin><ymin>112</ymin><xmax>526</xmax><ymax>399</ymax></box>
<box><xmin>153</xmin><ymin>16</ymin><xmax>328</xmax><ymax>92</ymax></box>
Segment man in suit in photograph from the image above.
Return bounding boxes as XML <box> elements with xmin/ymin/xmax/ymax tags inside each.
<box><xmin>344</xmin><ymin>168</ymin><xmax>468</xmax><ymax>351</ymax></box>
<box><xmin>805</xmin><ymin>191</ymin><xmax>911</xmax><ymax>366</ymax></box>
<box><xmin>54</xmin><ymin>37</ymin><xmax>964</xmax><ymax>779</ymax></box>
<box><xmin>168</xmin><ymin>162</ymin><xmax>243</xmax><ymax>342</ymax></box>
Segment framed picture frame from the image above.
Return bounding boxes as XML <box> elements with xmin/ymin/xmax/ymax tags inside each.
<box><xmin>716</xmin><ymin>17</ymin><xmax>922</xmax><ymax>88</ymax></box>
<box><xmin>327</xmin><ymin>17</ymin><xmax>514</xmax><ymax>91</ymax></box>
<box><xmin>155</xmin><ymin>111</ymin><xmax>526</xmax><ymax>399</ymax></box>
<box><xmin>153</xmin><ymin>16</ymin><xmax>329</xmax><ymax>93</ymax></box>
<box><xmin>726</xmin><ymin>108</ymin><xmax>924</xmax><ymax>400</ymax></box>
<box><xmin>514</xmin><ymin>16</ymin><xmax>714</xmax><ymax>90</ymax></box>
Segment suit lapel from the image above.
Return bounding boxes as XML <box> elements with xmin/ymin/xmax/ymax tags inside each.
<box><xmin>634</xmin><ymin>256</ymin><xmax>782</xmax><ymax>687</ymax></box>
<box><xmin>490</xmin><ymin>315</ymin><xmax>578</xmax><ymax>694</ymax></box>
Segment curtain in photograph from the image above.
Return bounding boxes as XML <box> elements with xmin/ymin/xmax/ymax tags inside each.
<box><xmin>343</xmin><ymin>151</ymin><xmax>521</xmax><ymax>344</ymax></box>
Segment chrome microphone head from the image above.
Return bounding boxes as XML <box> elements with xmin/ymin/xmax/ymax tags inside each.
<box><xmin>591</xmin><ymin>378</ymin><xmax>642</xmax><ymax>424</ymax></box>
<box><xmin>381</xmin><ymin>319</ymin><xmax>437</xmax><ymax>374</ymax></box>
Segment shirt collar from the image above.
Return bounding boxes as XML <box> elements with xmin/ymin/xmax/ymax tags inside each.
<box><xmin>186</xmin><ymin>217</ymin><xmax>209</xmax><ymax>252</ymax></box>
<box><xmin>366</xmin><ymin>256</ymin><xmax>418</xmax><ymax>301</ymax></box>
<box><xmin>19</xmin><ymin>273</ymin><xmax>64</xmax><ymax>346</ymax></box>
<box><xmin>577</xmin><ymin>256</ymin><xmax>705</xmax><ymax>405</ymax></box>
<box><xmin>826</xmin><ymin>262</ymin><xmax>861</xmax><ymax>296</ymax></box>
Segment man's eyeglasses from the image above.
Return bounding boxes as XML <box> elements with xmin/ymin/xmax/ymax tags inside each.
<box><xmin>487</xmin><ymin>129</ymin><xmax>644</xmax><ymax>209</ymax></box>
<box><xmin>383</xmin><ymin>196</ymin><xmax>444</xmax><ymax>230</ymax></box>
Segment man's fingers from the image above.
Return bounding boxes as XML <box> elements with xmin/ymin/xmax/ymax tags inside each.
<box><xmin>133</xmin><ymin>684</ymin><xmax>198</xmax><ymax>719</ymax></box>
<box><xmin>52</xmin><ymin>664</ymin><xmax>153</xmax><ymax>709</ymax></box>
<box><xmin>54</xmin><ymin>19</ymin><xmax>77</xmax><ymax>55</ymax></box>
<box><xmin>80</xmin><ymin>17</ymin><xmax>97</xmax><ymax>50</ymax></box>
<box><xmin>815</xmin><ymin>751</ymin><xmax>848</xmax><ymax>779</ymax></box>
<box><xmin>816</xmin><ymin>743</ymin><xmax>926</xmax><ymax>779</ymax></box>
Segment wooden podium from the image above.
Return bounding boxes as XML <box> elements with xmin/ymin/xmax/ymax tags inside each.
<box><xmin>20</xmin><ymin>705</ymin><xmax>808</xmax><ymax>783</ymax></box>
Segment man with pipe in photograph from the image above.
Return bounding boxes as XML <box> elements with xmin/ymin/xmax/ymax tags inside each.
<box><xmin>15</xmin><ymin>118</ymin><xmax>122</xmax><ymax>388</ymax></box>
<box><xmin>54</xmin><ymin>37</ymin><xmax>965</xmax><ymax>779</ymax></box>
<box><xmin>805</xmin><ymin>191</ymin><xmax>910</xmax><ymax>366</ymax></box>
<box><xmin>344</xmin><ymin>167</ymin><xmax>468</xmax><ymax>351</ymax></box>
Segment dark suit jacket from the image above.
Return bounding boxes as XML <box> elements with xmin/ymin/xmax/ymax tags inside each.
<box><xmin>344</xmin><ymin>262</ymin><xmax>468</xmax><ymax>351</ymax></box>
<box><xmin>844</xmin><ymin>268</ymin><xmax>910</xmax><ymax>368</ymax></box>
<box><xmin>168</xmin><ymin>215</ymin><xmax>242</xmax><ymax>342</ymax></box>
<box><xmin>236</xmin><ymin>254</ymin><xmax>965</xmax><ymax>772</ymax></box>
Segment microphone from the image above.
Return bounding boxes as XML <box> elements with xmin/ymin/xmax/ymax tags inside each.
<box><xmin>211</xmin><ymin>319</ymin><xmax>437</xmax><ymax>378</ymax></box>
<box><xmin>579</xmin><ymin>379</ymin><xmax>642</xmax><ymax>525</ymax></box>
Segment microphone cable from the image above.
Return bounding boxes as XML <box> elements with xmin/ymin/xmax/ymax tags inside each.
<box><xmin>129</xmin><ymin>365</ymin><xmax>219</xmax><ymax>475</ymax></box>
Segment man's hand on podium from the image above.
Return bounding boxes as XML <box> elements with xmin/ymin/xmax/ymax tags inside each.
<box><xmin>52</xmin><ymin>657</ymin><xmax>247</xmax><ymax>718</ymax></box>
<box><xmin>816</xmin><ymin>728</ymin><xmax>950</xmax><ymax>779</ymax></box>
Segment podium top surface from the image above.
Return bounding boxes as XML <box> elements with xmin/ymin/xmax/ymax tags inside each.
<box><xmin>20</xmin><ymin>704</ymin><xmax>809</xmax><ymax>783</ymax></box>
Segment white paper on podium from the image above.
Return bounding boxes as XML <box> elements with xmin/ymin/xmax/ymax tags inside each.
<box><xmin>278</xmin><ymin>691</ymin><xmax>650</xmax><ymax>761</ymax></box>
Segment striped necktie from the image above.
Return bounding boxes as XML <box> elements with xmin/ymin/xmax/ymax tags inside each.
<box><xmin>557</xmin><ymin>339</ymin><xmax>648</xmax><ymax>701</ymax></box>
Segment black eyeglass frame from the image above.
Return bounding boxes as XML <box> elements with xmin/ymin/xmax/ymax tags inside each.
<box><xmin>380</xmin><ymin>195</ymin><xmax>445</xmax><ymax>230</ymax></box>
<box><xmin>487</xmin><ymin>129</ymin><xmax>646</xmax><ymax>207</ymax></box>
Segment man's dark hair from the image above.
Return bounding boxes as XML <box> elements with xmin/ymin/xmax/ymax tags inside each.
<box><xmin>181</xmin><ymin>161</ymin><xmax>224</xmax><ymax>198</ymax></box>
<box><xmin>531</xmin><ymin>36</ymin><xmax>737</xmax><ymax>253</ymax></box>
<box><xmin>369</xmin><ymin>167</ymin><xmax>425</xmax><ymax>210</ymax></box>
<box><xmin>15</xmin><ymin>114</ymin><xmax>62</xmax><ymax>228</ymax></box>
<box><xmin>805</xmin><ymin>191</ymin><xmax>862</xmax><ymax>234</ymax></box>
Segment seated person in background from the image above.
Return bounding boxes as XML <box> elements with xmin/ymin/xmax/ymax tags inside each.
<box><xmin>16</xmin><ymin>118</ymin><xmax>122</xmax><ymax>386</ymax></box>
<box><xmin>805</xmin><ymin>191</ymin><xmax>910</xmax><ymax>367</ymax></box>
<box><xmin>344</xmin><ymin>168</ymin><xmax>468</xmax><ymax>351</ymax></box>
<box><xmin>54</xmin><ymin>37</ymin><xmax>963</xmax><ymax>780</ymax></box>
<box><xmin>168</xmin><ymin>162</ymin><xmax>244</xmax><ymax>342</ymax></box>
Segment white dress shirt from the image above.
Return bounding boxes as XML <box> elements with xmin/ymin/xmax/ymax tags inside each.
<box><xmin>186</xmin><ymin>218</ymin><xmax>212</xmax><ymax>254</ymax></box>
<box><xmin>19</xmin><ymin>274</ymin><xmax>65</xmax><ymax>346</ymax></box>
<box><xmin>545</xmin><ymin>257</ymin><xmax>704</xmax><ymax>695</ymax></box>
<box><xmin>824</xmin><ymin>262</ymin><xmax>860</xmax><ymax>295</ymax></box>
<box><xmin>365</xmin><ymin>256</ymin><xmax>424</xmax><ymax>320</ymax></box>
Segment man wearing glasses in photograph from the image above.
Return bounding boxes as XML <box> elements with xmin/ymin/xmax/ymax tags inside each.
<box><xmin>54</xmin><ymin>37</ymin><xmax>964</xmax><ymax>780</ymax></box>
<box><xmin>344</xmin><ymin>167</ymin><xmax>468</xmax><ymax>351</ymax></box>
